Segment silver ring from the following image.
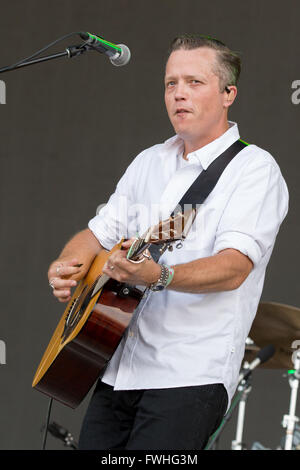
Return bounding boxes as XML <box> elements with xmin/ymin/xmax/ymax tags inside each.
<box><xmin>110</xmin><ymin>265</ymin><xmax>115</xmax><ymax>271</ymax></box>
<box><xmin>49</xmin><ymin>278</ymin><xmax>56</xmax><ymax>289</ymax></box>
<box><xmin>56</xmin><ymin>264</ymin><xmax>62</xmax><ymax>275</ymax></box>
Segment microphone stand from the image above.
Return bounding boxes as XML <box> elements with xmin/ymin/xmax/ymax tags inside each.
<box><xmin>0</xmin><ymin>44</ymin><xmax>94</xmax><ymax>74</ymax></box>
<box><xmin>205</xmin><ymin>365</ymin><xmax>252</xmax><ymax>450</ymax></box>
<box><xmin>231</xmin><ymin>371</ymin><xmax>252</xmax><ymax>450</ymax></box>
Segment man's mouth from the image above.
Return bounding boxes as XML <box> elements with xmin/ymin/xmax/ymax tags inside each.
<box><xmin>175</xmin><ymin>108</ymin><xmax>192</xmax><ymax>115</ymax></box>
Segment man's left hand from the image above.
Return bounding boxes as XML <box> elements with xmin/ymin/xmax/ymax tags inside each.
<box><xmin>102</xmin><ymin>238</ymin><xmax>161</xmax><ymax>286</ymax></box>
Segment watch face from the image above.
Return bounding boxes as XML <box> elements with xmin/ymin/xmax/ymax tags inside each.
<box><xmin>153</xmin><ymin>284</ymin><xmax>165</xmax><ymax>291</ymax></box>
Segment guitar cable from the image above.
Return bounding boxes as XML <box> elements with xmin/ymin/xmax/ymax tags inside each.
<box><xmin>42</xmin><ymin>397</ymin><xmax>53</xmax><ymax>450</ymax></box>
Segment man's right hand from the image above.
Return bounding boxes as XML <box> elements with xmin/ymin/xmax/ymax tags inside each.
<box><xmin>48</xmin><ymin>258</ymin><xmax>85</xmax><ymax>303</ymax></box>
<box><xmin>47</xmin><ymin>228</ymin><xmax>103</xmax><ymax>303</ymax></box>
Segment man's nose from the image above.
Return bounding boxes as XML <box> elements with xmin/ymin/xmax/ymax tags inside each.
<box><xmin>174</xmin><ymin>81</ymin><xmax>188</xmax><ymax>100</ymax></box>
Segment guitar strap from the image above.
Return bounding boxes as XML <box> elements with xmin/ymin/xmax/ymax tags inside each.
<box><xmin>149</xmin><ymin>138</ymin><xmax>248</xmax><ymax>262</ymax></box>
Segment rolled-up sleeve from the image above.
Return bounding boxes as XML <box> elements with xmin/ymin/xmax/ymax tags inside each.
<box><xmin>212</xmin><ymin>157</ymin><xmax>289</xmax><ymax>267</ymax></box>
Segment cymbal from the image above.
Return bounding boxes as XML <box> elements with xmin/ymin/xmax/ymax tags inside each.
<box><xmin>243</xmin><ymin>301</ymin><xmax>300</xmax><ymax>370</ymax></box>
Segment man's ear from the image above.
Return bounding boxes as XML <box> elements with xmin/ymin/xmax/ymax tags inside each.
<box><xmin>223</xmin><ymin>86</ymin><xmax>238</xmax><ymax>108</ymax></box>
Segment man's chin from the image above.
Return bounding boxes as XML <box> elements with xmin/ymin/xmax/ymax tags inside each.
<box><xmin>172</xmin><ymin>117</ymin><xmax>198</xmax><ymax>133</ymax></box>
<box><xmin>174</xmin><ymin>126</ymin><xmax>199</xmax><ymax>140</ymax></box>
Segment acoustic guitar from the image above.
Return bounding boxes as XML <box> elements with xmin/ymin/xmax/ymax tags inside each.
<box><xmin>32</xmin><ymin>209</ymin><xmax>196</xmax><ymax>408</ymax></box>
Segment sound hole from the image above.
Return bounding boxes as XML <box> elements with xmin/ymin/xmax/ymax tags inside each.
<box><xmin>61</xmin><ymin>285</ymin><xmax>93</xmax><ymax>342</ymax></box>
<box><xmin>61</xmin><ymin>274</ymin><xmax>109</xmax><ymax>343</ymax></box>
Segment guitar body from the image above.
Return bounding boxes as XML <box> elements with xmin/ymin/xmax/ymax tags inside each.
<box><xmin>32</xmin><ymin>240</ymin><xmax>144</xmax><ymax>408</ymax></box>
<box><xmin>32</xmin><ymin>209</ymin><xmax>196</xmax><ymax>408</ymax></box>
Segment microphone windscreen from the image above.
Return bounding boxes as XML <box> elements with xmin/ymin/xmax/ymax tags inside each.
<box><xmin>257</xmin><ymin>344</ymin><xmax>275</xmax><ymax>364</ymax></box>
<box><xmin>110</xmin><ymin>44</ymin><xmax>131</xmax><ymax>67</ymax></box>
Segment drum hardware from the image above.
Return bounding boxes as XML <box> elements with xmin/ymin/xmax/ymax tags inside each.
<box><xmin>207</xmin><ymin>300</ymin><xmax>300</xmax><ymax>450</ymax></box>
<box><xmin>280</xmin><ymin>423</ymin><xmax>300</xmax><ymax>450</ymax></box>
<box><xmin>241</xmin><ymin>301</ymin><xmax>300</xmax><ymax>451</ymax></box>
<box><xmin>281</xmin><ymin>350</ymin><xmax>300</xmax><ymax>450</ymax></box>
<box><xmin>250</xmin><ymin>363</ymin><xmax>300</xmax><ymax>451</ymax></box>
<box><xmin>251</xmin><ymin>441</ymin><xmax>271</xmax><ymax>450</ymax></box>
<box><xmin>252</xmin><ymin>426</ymin><xmax>300</xmax><ymax>451</ymax></box>
<box><xmin>231</xmin><ymin>368</ymin><xmax>252</xmax><ymax>450</ymax></box>
<box><xmin>231</xmin><ymin>344</ymin><xmax>275</xmax><ymax>450</ymax></box>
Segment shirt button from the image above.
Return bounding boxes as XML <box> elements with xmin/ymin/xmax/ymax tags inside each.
<box><xmin>128</xmin><ymin>330</ymin><xmax>134</xmax><ymax>338</ymax></box>
<box><xmin>231</xmin><ymin>347</ymin><xmax>235</xmax><ymax>353</ymax></box>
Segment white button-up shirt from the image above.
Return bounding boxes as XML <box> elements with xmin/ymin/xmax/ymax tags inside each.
<box><xmin>88</xmin><ymin>122</ymin><xmax>289</xmax><ymax>407</ymax></box>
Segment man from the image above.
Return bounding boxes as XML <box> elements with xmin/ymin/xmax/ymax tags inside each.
<box><xmin>48</xmin><ymin>35</ymin><xmax>288</xmax><ymax>450</ymax></box>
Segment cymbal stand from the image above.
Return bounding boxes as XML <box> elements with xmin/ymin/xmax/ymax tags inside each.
<box><xmin>282</xmin><ymin>350</ymin><xmax>300</xmax><ymax>450</ymax></box>
<box><xmin>231</xmin><ymin>372</ymin><xmax>252</xmax><ymax>450</ymax></box>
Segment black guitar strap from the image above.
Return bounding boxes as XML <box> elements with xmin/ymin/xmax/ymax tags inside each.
<box><xmin>149</xmin><ymin>139</ymin><xmax>248</xmax><ymax>262</ymax></box>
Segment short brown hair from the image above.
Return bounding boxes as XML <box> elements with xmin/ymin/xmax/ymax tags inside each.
<box><xmin>167</xmin><ymin>34</ymin><xmax>241</xmax><ymax>92</ymax></box>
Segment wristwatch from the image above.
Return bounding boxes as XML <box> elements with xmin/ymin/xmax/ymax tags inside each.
<box><xmin>149</xmin><ymin>264</ymin><xmax>170</xmax><ymax>291</ymax></box>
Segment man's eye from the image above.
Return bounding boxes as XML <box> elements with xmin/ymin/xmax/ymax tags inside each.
<box><xmin>166</xmin><ymin>81</ymin><xmax>175</xmax><ymax>87</ymax></box>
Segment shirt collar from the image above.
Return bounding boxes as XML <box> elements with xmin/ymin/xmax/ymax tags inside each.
<box><xmin>162</xmin><ymin>121</ymin><xmax>240</xmax><ymax>170</ymax></box>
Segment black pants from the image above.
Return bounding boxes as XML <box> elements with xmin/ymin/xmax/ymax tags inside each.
<box><xmin>78</xmin><ymin>380</ymin><xmax>228</xmax><ymax>450</ymax></box>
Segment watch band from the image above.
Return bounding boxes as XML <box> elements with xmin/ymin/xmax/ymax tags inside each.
<box><xmin>149</xmin><ymin>264</ymin><xmax>174</xmax><ymax>291</ymax></box>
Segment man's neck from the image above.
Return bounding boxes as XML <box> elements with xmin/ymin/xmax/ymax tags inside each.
<box><xmin>182</xmin><ymin>120</ymin><xmax>230</xmax><ymax>160</ymax></box>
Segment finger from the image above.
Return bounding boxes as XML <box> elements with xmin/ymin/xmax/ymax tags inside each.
<box><xmin>50</xmin><ymin>278</ymin><xmax>77</xmax><ymax>289</ymax></box>
<box><xmin>121</xmin><ymin>238</ymin><xmax>136</xmax><ymax>248</ymax></box>
<box><xmin>103</xmin><ymin>262</ymin><xmax>116</xmax><ymax>274</ymax></box>
<box><xmin>110</xmin><ymin>250</ymin><xmax>129</xmax><ymax>265</ymax></box>
<box><xmin>49</xmin><ymin>258</ymin><xmax>81</xmax><ymax>274</ymax></box>
<box><xmin>62</xmin><ymin>258</ymin><xmax>80</xmax><ymax>266</ymax></box>
<box><xmin>53</xmin><ymin>288</ymin><xmax>71</xmax><ymax>299</ymax></box>
<box><xmin>64</xmin><ymin>258</ymin><xmax>83</xmax><ymax>268</ymax></box>
<box><xmin>50</xmin><ymin>265</ymin><xmax>82</xmax><ymax>279</ymax></box>
<box><xmin>58</xmin><ymin>295</ymin><xmax>72</xmax><ymax>303</ymax></box>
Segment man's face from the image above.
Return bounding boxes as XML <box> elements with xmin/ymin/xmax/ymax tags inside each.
<box><xmin>164</xmin><ymin>47</ymin><xmax>230</xmax><ymax>144</ymax></box>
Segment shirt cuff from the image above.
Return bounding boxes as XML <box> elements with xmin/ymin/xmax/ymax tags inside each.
<box><xmin>212</xmin><ymin>231</ymin><xmax>262</xmax><ymax>267</ymax></box>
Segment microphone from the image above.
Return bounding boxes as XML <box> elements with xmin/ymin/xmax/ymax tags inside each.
<box><xmin>238</xmin><ymin>344</ymin><xmax>275</xmax><ymax>383</ymax></box>
<box><xmin>79</xmin><ymin>32</ymin><xmax>131</xmax><ymax>66</ymax></box>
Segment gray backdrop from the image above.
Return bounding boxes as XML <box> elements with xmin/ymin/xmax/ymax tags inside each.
<box><xmin>0</xmin><ymin>0</ymin><xmax>299</xmax><ymax>450</ymax></box>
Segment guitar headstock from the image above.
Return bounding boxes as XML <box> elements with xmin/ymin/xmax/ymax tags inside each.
<box><xmin>127</xmin><ymin>208</ymin><xmax>196</xmax><ymax>261</ymax></box>
<box><xmin>144</xmin><ymin>208</ymin><xmax>196</xmax><ymax>243</ymax></box>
